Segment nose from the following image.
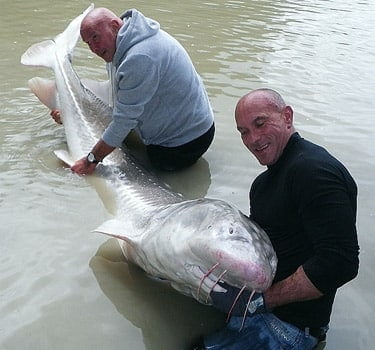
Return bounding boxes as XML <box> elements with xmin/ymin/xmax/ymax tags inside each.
<box><xmin>242</xmin><ymin>130</ymin><xmax>260</xmax><ymax>146</ymax></box>
<box><xmin>87</xmin><ymin>41</ymin><xmax>99</xmax><ymax>54</ymax></box>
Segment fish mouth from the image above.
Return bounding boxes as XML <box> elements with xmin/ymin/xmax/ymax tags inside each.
<box><xmin>224</xmin><ymin>269</ymin><xmax>271</xmax><ymax>291</ymax></box>
<box><xmin>196</xmin><ymin>259</ymin><xmax>272</xmax><ymax>296</ymax></box>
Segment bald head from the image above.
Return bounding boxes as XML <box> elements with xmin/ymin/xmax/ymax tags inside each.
<box><xmin>235</xmin><ymin>88</ymin><xmax>295</xmax><ymax>166</ymax></box>
<box><xmin>80</xmin><ymin>7</ymin><xmax>123</xmax><ymax>62</ymax></box>
<box><xmin>236</xmin><ymin>88</ymin><xmax>286</xmax><ymax>116</ymax></box>
<box><xmin>81</xmin><ymin>8</ymin><xmax>120</xmax><ymax>32</ymax></box>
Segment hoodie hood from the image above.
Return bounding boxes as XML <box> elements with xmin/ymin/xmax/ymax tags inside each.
<box><xmin>113</xmin><ymin>9</ymin><xmax>160</xmax><ymax>64</ymax></box>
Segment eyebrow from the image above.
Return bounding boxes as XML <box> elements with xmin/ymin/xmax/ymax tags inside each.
<box><xmin>253</xmin><ymin>115</ymin><xmax>268</xmax><ymax>123</ymax></box>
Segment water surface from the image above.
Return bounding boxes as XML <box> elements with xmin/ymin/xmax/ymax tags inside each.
<box><xmin>1</xmin><ymin>1</ymin><xmax>374</xmax><ymax>349</ymax></box>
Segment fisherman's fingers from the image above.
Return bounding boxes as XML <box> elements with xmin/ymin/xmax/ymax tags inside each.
<box><xmin>71</xmin><ymin>157</ymin><xmax>96</xmax><ymax>175</ymax></box>
<box><xmin>50</xmin><ymin>109</ymin><xmax>62</xmax><ymax>124</ymax></box>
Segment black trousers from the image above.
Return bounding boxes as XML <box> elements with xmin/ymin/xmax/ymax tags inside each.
<box><xmin>146</xmin><ymin>123</ymin><xmax>215</xmax><ymax>171</ymax></box>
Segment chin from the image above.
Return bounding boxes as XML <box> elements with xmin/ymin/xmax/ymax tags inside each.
<box><xmin>257</xmin><ymin>157</ymin><xmax>273</xmax><ymax>166</ymax></box>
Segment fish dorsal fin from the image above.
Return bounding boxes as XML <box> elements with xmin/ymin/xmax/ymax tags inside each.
<box><xmin>93</xmin><ymin>219</ymin><xmax>140</xmax><ymax>246</ymax></box>
<box><xmin>28</xmin><ymin>77</ymin><xmax>59</xmax><ymax>110</ymax></box>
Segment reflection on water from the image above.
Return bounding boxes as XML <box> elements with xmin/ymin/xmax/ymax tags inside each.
<box><xmin>1</xmin><ymin>0</ymin><xmax>374</xmax><ymax>349</ymax></box>
<box><xmin>89</xmin><ymin>239</ymin><xmax>225</xmax><ymax>350</ymax></box>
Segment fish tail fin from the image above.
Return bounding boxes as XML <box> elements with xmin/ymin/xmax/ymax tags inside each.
<box><xmin>20</xmin><ymin>3</ymin><xmax>94</xmax><ymax>68</ymax></box>
<box><xmin>20</xmin><ymin>39</ymin><xmax>57</xmax><ymax>68</ymax></box>
<box><xmin>53</xmin><ymin>3</ymin><xmax>94</xmax><ymax>57</ymax></box>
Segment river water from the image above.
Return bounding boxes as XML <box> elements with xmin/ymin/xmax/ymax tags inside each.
<box><xmin>1</xmin><ymin>1</ymin><xmax>374</xmax><ymax>349</ymax></box>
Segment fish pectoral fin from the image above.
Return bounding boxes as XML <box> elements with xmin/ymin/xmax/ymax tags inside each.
<box><xmin>54</xmin><ymin>149</ymin><xmax>75</xmax><ymax>167</ymax></box>
<box><xmin>28</xmin><ymin>77</ymin><xmax>59</xmax><ymax>110</ymax></box>
<box><xmin>93</xmin><ymin>219</ymin><xmax>138</xmax><ymax>246</ymax></box>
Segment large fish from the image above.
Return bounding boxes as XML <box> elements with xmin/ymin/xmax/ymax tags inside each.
<box><xmin>21</xmin><ymin>5</ymin><xmax>277</xmax><ymax>306</ymax></box>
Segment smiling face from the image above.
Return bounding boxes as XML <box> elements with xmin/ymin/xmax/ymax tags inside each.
<box><xmin>235</xmin><ymin>89</ymin><xmax>295</xmax><ymax>166</ymax></box>
<box><xmin>80</xmin><ymin>8</ymin><xmax>122</xmax><ymax>63</ymax></box>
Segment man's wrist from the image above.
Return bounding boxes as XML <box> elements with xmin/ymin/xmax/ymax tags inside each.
<box><xmin>87</xmin><ymin>151</ymin><xmax>100</xmax><ymax>164</ymax></box>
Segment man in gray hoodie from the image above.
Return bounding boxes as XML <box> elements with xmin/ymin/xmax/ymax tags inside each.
<box><xmin>68</xmin><ymin>7</ymin><xmax>214</xmax><ymax>174</ymax></box>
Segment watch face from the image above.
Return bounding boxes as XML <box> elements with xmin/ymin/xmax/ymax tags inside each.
<box><xmin>87</xmin><ymin>152</ymin><xmax>95</xmax><ymax>163</ymax></box>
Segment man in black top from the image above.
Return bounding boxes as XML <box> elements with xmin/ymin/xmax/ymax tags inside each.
<box><xmin>196</xmin><ymin>88</ymin><xmax>359</xmax><ymax>350</ymax></box>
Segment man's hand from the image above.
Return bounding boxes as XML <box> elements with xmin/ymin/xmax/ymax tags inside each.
<box><xmin>210</xmin><ymin>282</ymin><xmax>267</xmax><ymax>317</ymax></box>
<box><xmin>71</xmin><ymin>157</ymin><xmax>97</xmax><ymax>175</ymax></box>
<box><xmin>69</xmin><ymin>140</ymin><xmax>114</xmax><ymax>176</ymax></box>
<box><xmin>50</xmin><ymin>109</ymin><xmax>62</xmax><ymax>124</ymax></box>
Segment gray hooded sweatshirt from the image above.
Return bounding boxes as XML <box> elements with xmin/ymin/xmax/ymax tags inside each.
<box><xmin>102</xmin><ymin>9</ymin><xmax>214</xmax><ymax>148</ymax></box>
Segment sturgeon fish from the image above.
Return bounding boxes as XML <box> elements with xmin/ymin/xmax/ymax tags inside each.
<box><xmin>21</xmin><ymin>5</ymin><xmax>277</xmax><ymax>306</ymax></box>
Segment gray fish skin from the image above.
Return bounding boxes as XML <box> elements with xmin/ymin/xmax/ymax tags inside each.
<box><xmin>21</xmin><ymin>5</ymin><xmax>277</xmax><ymax>304</ymax></box>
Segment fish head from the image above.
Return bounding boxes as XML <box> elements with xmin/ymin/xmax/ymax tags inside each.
<box><xmin>168</xmin><ymin>198</ymin><xmax>277</xmax><ymax>292</ymax></box>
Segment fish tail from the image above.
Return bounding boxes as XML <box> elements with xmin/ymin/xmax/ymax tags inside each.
<box><xmin>20</xmin><ymin>3</ymin><xmax>94</xmax><ymax>68</ymax></box>
<box><xmin>20</xmin><ymin>39</ymin><xmax>57</xmax><ymax>68</ymax></box>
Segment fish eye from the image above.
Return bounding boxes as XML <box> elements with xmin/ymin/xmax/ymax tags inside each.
<box><xmin>229</xmin><ymin>227</ymin><xmax>234</xmax><ymax>234</ymax></box>
<box><xmin>207</xmin><ymin>225</ymin><xmax>212</xmax><ymax>229</ymax></box>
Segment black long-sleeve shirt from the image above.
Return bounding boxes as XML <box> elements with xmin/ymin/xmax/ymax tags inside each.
<box><xmin>250</xmin><ymin>132</ymin><xmax>359</xmax><ymax>328</ymax></box>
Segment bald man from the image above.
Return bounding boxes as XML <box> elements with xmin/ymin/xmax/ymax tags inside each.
<box><xmin>66</xmin><ymin>8</ymin><xmax>214</xmax><ymax>173</ymax></box>
<box><xmin>194</xmin><ymin>89</ymin><xmax>359</xmax><ymax>350</ymax></box>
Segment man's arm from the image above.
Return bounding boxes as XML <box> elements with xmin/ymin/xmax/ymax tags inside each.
<box><xmin>90</xmin><ymin>139</ymin><xmax>116</xmax><ymax>162</ymax></box>
<box><xmin>264</xmin><ymin>265</ymin><xmax>323</xmax><ymax>309</ymax></box>
<box><xmin>210</xmin><ymin>265</ymin><xmax>323</xmax><ymax>316</ymax></box>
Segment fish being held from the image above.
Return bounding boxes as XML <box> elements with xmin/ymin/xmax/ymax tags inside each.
<box><xmin>21</xmin><ymin>4</ymin><xmax>277</xmax><ymax>310</ymax></box>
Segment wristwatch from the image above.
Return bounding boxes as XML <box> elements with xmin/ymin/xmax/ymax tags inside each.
<box><xmin>87</xmin><ymin>152</ymin><xmax>100</xmax><ymax>164</ymax></box>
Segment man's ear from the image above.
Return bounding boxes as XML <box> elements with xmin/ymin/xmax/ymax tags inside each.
<box><xmin>284</xmin><ymin>105</ymin><xmax>294</xmax><ymax>127</ymax></box>
<box><xmin>110</xmin><ymin>18</ymin><xmax>122</xmax><ymax>32</ymax></box>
